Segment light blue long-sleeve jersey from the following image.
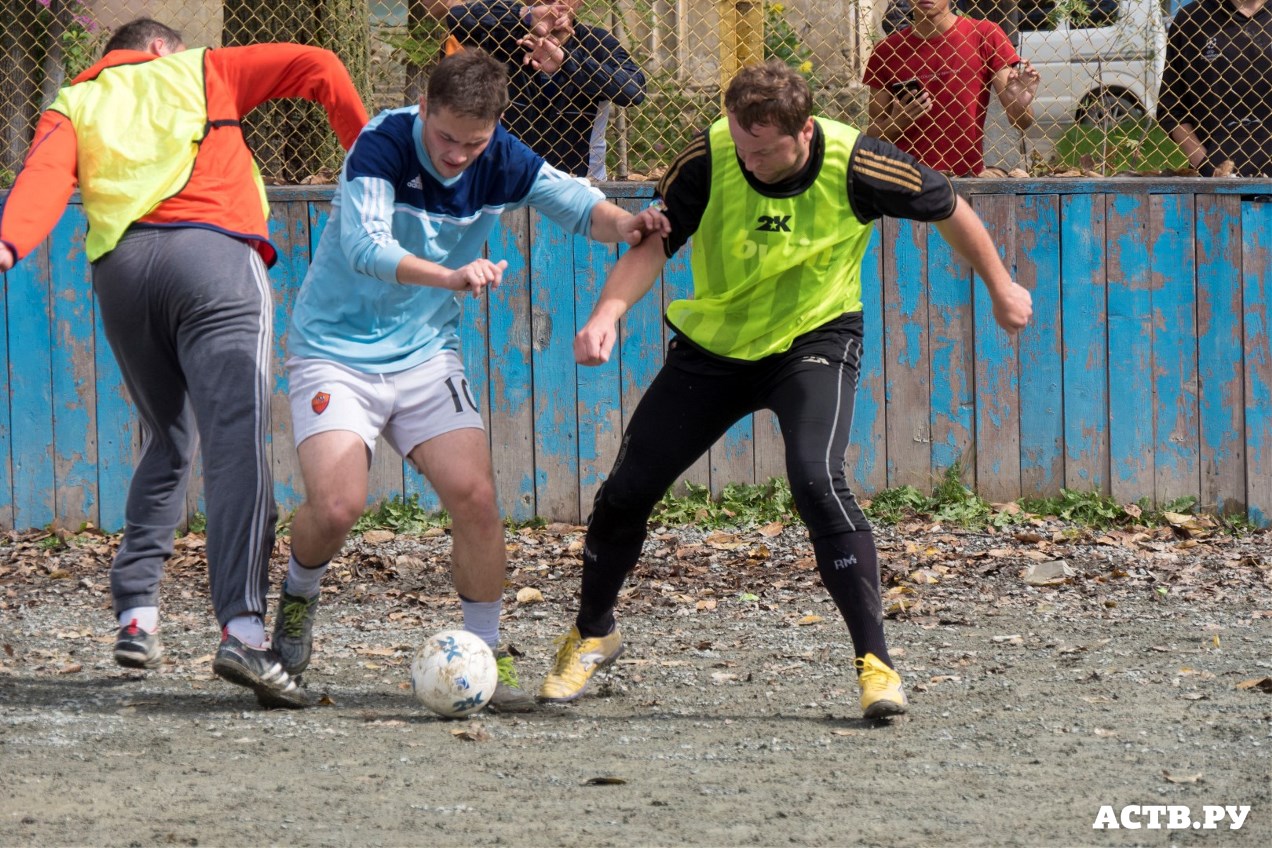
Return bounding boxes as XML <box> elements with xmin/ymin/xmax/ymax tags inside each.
<box><xmin>288</xmin><ymin>105</ymin><xmax>604</xmax><ymax>372</ymax></box>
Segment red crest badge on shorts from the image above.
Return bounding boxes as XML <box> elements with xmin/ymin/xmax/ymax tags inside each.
<box><xmin>311</xmin><ymin>391</ymin><xmax>330</xmax><ymax>415</ymax></box>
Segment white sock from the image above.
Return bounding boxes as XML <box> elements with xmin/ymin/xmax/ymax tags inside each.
<box><xmin>459</xmin><ymin>597</ymin><xmax>502</xmax><ymax>649</ymax></box>
<box><xmin>285</xmin><ymin>553</ymin><xmax>328</xmax><ymax>599</ymax></box>
<box><xmin>225</xmin><ymin>614</ymin><xmax>266</xmax><ymax>648</ymax></box>
<box><xmin>119</xmin><ymin>606</ymin><xmax>159</xmax><ymax>633</ymax></box>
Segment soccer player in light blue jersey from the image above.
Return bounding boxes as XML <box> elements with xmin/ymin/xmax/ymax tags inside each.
<box><xmin>275</xmin><ymin>49</ymin><xmax>667</xmax><ymax>710</ymax></box>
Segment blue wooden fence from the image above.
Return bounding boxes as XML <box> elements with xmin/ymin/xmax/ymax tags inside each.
<box><xmin>1</xmin><ymin>180</ymin><xmax>1269</xmax><ymax>530</ymax></box>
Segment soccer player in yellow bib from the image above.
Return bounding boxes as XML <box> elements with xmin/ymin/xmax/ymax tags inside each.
<box><xmin>539</xmin><ymin>59</ymin><xmax>1033</xmax><ymax>719</ymax></box>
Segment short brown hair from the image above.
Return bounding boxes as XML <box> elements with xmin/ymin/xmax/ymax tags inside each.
<box><xmin>425</xmin><ymin>49</ymin><xmax>510</xmax><ymax>123</ymax></box>
<box><xmin>724</xmin><ymin>60</ymin><xmax>812</xmax><ymax>137</ymax></box>
<box><xmin>104</xmin><ymin>18</ymin><xmax>183</xmax><ymax>54</ymax></box>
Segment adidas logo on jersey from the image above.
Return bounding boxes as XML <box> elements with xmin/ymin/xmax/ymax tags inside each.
<box><xmin>406</xmin><ymin>175</ymin><xmax>424</xmax><ymax>189</ymax></box>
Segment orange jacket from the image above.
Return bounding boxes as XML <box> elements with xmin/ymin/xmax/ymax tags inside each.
<box><xmin>0</xmin><ymin>43</ymin><xmax>368</xmax><ymax>267</ymax></box>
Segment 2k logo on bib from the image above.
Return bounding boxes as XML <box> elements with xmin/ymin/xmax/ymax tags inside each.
<box><xmin>311</xmin><ymin>391</ymin><xmax>330</xmax><ymax>415</ymax></box>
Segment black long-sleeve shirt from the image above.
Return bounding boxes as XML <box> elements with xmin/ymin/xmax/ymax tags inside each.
<box><xmin>1158</xmin><ymin>0</ymin><xmax>1272</xmax><ymax>176</ymax></box>
<box><xmin>448</xmin><ymin>1</ymin><xmax>646</xmax><ymax>178</ymax></box>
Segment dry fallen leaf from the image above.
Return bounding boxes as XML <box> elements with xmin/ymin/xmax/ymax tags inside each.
<box><xmin>1236</xmin><ymin>677</ymin><xmax>1272</xmax><ymax>693</ymax></box>
<box><xmin>451</xmin><ymin>722</ymin><xmax>491</xmax><ymax>742</ymax></box>
<box><xmin>757</xmin><ymin>521</ymin><xmax>784</xmax><ymax>538</ymax></box>
<box><xmin>515</xmin><ymin>587</ymin><xmax>544</xmax><ymax>604</ymax></box>
<box><xmin>361</xmin><ymin>529</ymin><xmax>395</xmax><ymax>545</ymax></box>
<box><xmin>355</xmin><ymin>645</ymin><xmax>397</xmax><ymax>657</ymax></box>
<box><xmin>797</xmin><ymin>615</ymin><xmax>823</xmax><ymax>626</ymax></box>
<box><xmin>1162</xmin><ymin>770</ymin><xmax>1203</xmax><ymax>784</ymax></box>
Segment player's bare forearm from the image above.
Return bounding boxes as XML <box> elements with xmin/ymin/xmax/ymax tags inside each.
<box><xmin>589</xmin><ymin>201</ymin><xmax>670</xmax><ymax>245</ymax></box>
<box><xmin>396</xmin><ymin>253</ymin><xmax>506</xmax><ymax>296</ymax></box>
<box><xmin>934</xmin><ymin>197</ymin><xmax>1033</xmax><ymax>333</ymax></box>
<box><xmin>575</xmin><ymin>237</ymin><xmax>666</xmax><ymax>364</ymax></box>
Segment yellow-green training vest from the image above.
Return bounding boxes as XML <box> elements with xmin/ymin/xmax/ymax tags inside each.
<box><xmin>667</xmin><ymin>117</ymin><xmax>872</xmax><ymax>360</ymax></box>
<box><xmin>50</xmin><ymin>49</ymin><xmax>265</xmax><ymax>262</ymax></box>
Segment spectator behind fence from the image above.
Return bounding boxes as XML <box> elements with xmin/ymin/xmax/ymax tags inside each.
<box><xmin>864</xmin><ymin>0</ymin><xmax>1039</xmax><ymax>176</ymax></box>
<box><xmin>429</xmin><ymin>0</ymin><xmax>645</xmax><ymax>179</ymax></box>
<box><xmin>0</xmin><ymin>18</ymin><xmax>368</xmax><ymax>708</ymax></box>
<box><xmin>1157</xmin><ymin>0</ymin><xmax>1272</xmax><ymax>177</ymax></box>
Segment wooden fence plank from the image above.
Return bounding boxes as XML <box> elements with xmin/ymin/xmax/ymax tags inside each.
<box><xmin>1195</xmin><ymin>194</ymin><xmax>1246</xmax><ymax>516</ymax></box>
<box><xmin>1150</xmin><ymin>194</ymin><xmax>1200</xmax><ymax>506</ymax></box>
<box><xmin>0</xmin><ymin>264</ymin><xmax>11</xmax><ymax>529</ymax></box>
<box><xmin>927</xmin><ymin>220</ymin><xmax>975</xmax><ymax>484</ymax></box>
<box><xmin>711</xmin><ymin>418</ymin><xmax>755</xmax><ymax>497</ymax></box>
<box><xmin>530</xmin><ymin>211</ymin><xmax>581</xmax><ymax>522</ymax></box>
<box><xmin>1106</xmin><ymin>194</ymin><xmax>1155</xmax><ymax>505</ymax></box>
<box><xmin>848</xmin><ymin>226</ymin><xmax>886</xmax><ymax>496</ymax></box>
<box><xmin>268</xmin><ymin>201</ymin><xmax>311</xmax><ymax>515</ymax></box>
<box><xmin>1241</xmin><ymin>197</ymin><xmax>1272</xmax><ymax>525</ymax></box>
<box><xmin>1060</xmin><ymin>193</ymin><xmax>1108</xmax><ymax>493</ymax></box>
<box><xmin>1016</xmin><ymin>194</ymin><xmax>1063</xmax><ymax>498</ymax></box>
<box><xmin>8</xmin><ymin>240</ymin><xmax>55</xmax><ymax>528</ymax></box>
<box><xmin>971</xmin><ymin>194</ymin><xmax>1021</xmax><ymax>503</ymax></box>
<box><xmin>575</xmin><ymin>233</ymin><xmax>620</xmax><ymax>521</ymax></box>
<box><xmin>93</xmin><ymin>285</ymin><xmax>132</xmax><ymax>533</ymax></box>
<box><xmin>488</xmin><ymin>208</ymin><xmax>536</xmax><ymax>521</ymax></box>
<box><xmin>49</xmin><ymin>208</ymin><xmax>98</xmax><ymax>528</ymax></box>
<box><xmin>882</xmin><ymin>217</ymin><xmax>931</xmax><ymax>490</ymax></box>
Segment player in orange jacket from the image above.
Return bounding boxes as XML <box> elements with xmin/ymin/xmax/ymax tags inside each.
<box><xmin>0</xmin><ymin>18</ymin><xmax>368</xmax><ymax>708</ymax></box>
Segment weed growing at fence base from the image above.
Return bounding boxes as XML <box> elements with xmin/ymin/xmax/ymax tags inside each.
<box><xmin>352</xmin><ymin>494</ymin><xmax>448</xmax><ymax>535</ymax></box>
<box><xmin>342</xmin><ymin>476</ymin><xmax>1255</xmax><ymax>537</ymax></box>
<box><xmin>652</xmin><ymin>478</ymin><xmax>797</xmax><ymax>529</ymax></box>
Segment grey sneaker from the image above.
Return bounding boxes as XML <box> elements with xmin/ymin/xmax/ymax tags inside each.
<box><xmin>212</xmin><ymin>632</ymin><xmax>308</xmax><ymax>709</ymax></box>
<box><xmin>114</xmin><ymin>620</ymin><xmax>163</xmax><ymax>669</ymax></box>
<box><xmin>272</xmin><ymin>584</ymin><xmax>319</xmax><ymax>675</ymax></box>
<box><xmin>486</xmin><ymin>648</ymin><xmax>536</xmax><ymax>713</ymax></box>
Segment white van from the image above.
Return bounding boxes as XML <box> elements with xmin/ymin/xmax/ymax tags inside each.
<box><xmin>1017</xmin><ymin>0</ymin><xmax>1169</xmax><ymax>128</ymax></box>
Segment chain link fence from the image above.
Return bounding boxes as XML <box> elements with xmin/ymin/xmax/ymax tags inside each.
<box><xmin>1</xmin><ymin>0</ymin><xmax>1260</xmax><ymax>186</ymax></box>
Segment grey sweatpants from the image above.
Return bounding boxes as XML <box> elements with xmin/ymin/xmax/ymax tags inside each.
<box><xmin>94</xmin><ymin>227</ymin><xmax>278</xmax><ymax>627</ymax></box>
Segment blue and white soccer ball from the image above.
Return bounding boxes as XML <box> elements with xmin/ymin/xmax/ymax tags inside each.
<box><xmin>410</xmin><ymin>629</ymin><xmax>498</xmax><ymax>718</ymax></box>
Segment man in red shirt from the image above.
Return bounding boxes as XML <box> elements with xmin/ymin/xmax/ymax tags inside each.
<box><xmin>864</xmin><ymin>0</ymin><xmax>1040</xmax><ymax>176</ymax></box>
<box><xmin>0</xmin><ymin>18</ymin><xmax>368</xmax><ymax>708</ymax></box>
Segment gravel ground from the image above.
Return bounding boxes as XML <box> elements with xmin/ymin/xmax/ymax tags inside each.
<box><xmin>2</xmin><ymin>518</ymin><xmax>1271</xmax><ymax>847</ymax></box>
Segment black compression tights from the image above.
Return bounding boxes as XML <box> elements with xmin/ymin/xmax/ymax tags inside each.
<box><xmin>574</xmin><ymin>318</ymin><xmax>890</xmax><ymax>661</ymax></box>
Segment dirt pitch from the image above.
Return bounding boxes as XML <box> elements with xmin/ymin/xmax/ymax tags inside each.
<box><xmin>2</xmin><ymin>517</ymin><xmax>1271</xmax><ymax>847</ymax></box>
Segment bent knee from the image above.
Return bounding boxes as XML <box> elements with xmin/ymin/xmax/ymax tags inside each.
<box><xmin>308</xmin><ymin>495</ymin><xmax>365</xmax><ymax>535</ymax></box>
<box><xmin>443</xmin><ymin>479</ymin><xmax>499</xmax><ymax>525</ymax></box>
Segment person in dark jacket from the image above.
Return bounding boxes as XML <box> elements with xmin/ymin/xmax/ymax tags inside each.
<box><xmin>1157</xmin><ymin>0</ymin><xmax>1272</xmax><ymax>176</ymax></box>
<box><xmin>431</xmin><ymin>1</ymin><xmax>645</xmax><ymax>179</ymax></box>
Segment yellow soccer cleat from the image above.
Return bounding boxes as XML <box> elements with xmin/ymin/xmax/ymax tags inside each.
<box><xmin>538</xmin><ymin>626</ymin><xmax>625</xmax><ymax>703</ymax></box>
<box><xmin>855</xmin><ymin>652</ymin><xmax>908</xmax><ymax>719</ymax></box>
